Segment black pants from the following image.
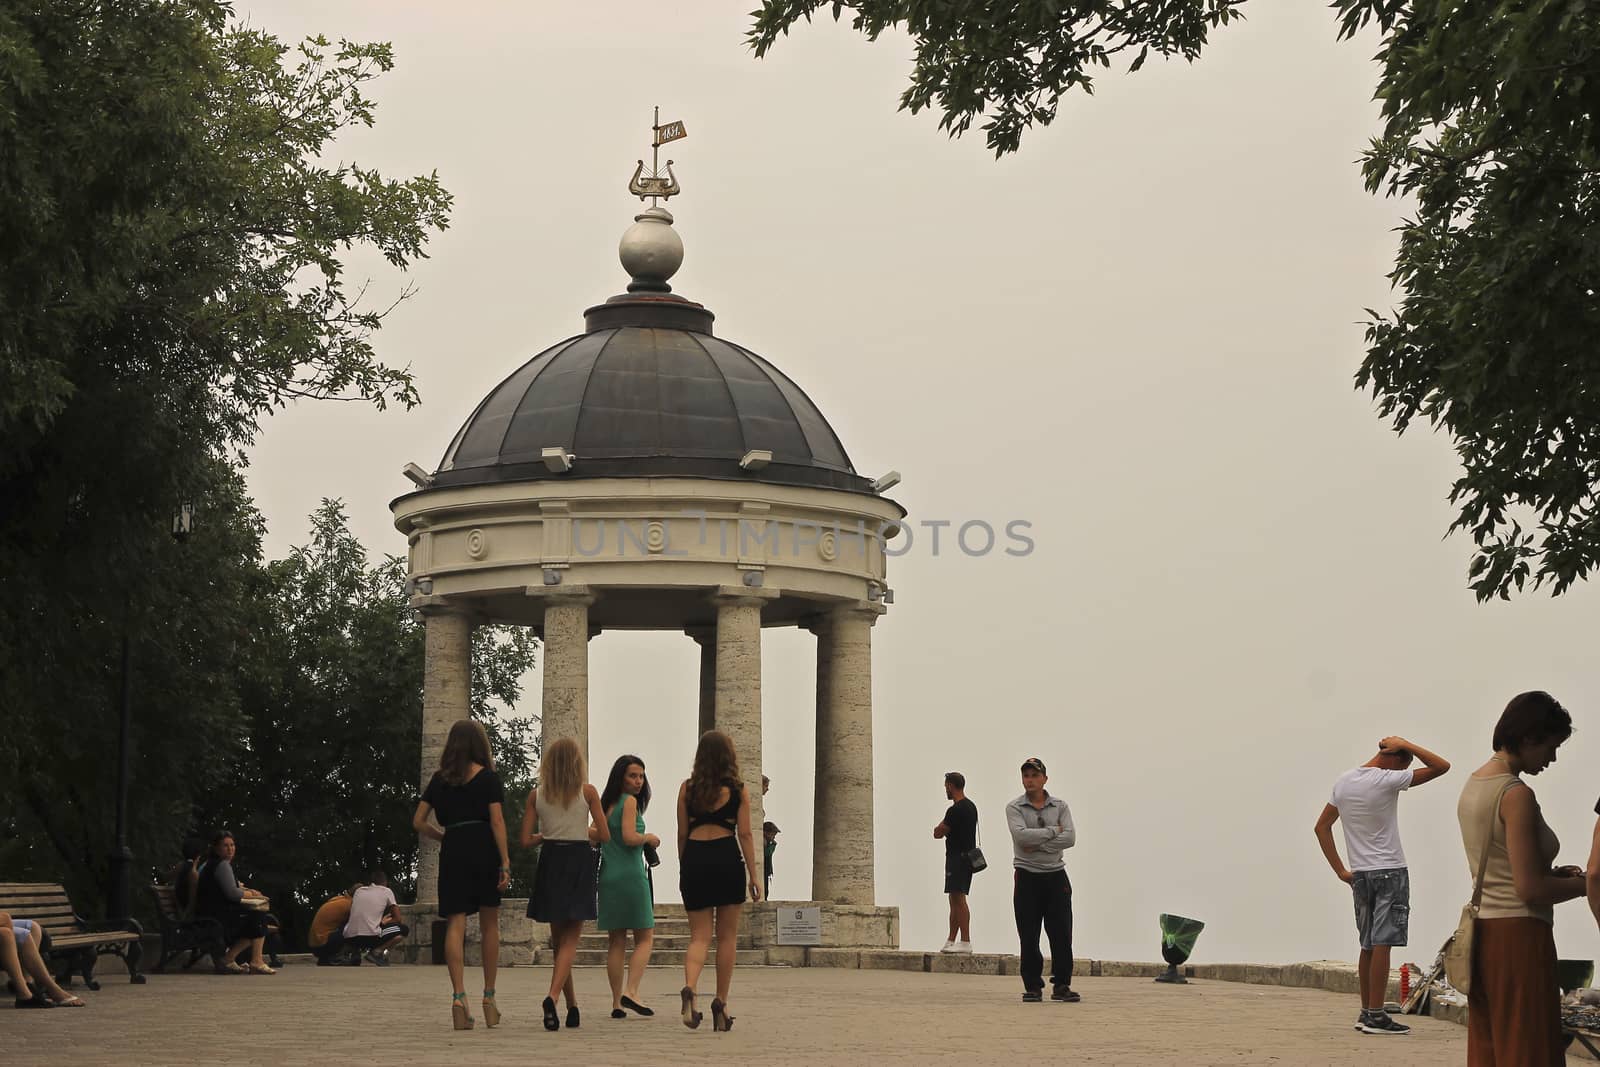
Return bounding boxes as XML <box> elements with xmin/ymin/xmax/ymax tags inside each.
<box><xmin>1013</xmin><ymin>868</ymin><xmax>1073</xmax><ymax>991</ymax></box>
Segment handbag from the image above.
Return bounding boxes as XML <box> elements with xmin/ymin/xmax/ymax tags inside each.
<box><xmin>963</xmin><ymin>825</ymin><xmax>988</xmax><ymax>875</ymax></box>
<box><xmin>1444</xmin><ymin>779</ymin><xmax>1514</xmax><ymax>996</ymax></box>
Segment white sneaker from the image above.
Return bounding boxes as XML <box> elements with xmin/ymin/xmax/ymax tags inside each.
<box><xmin>939</xmin><ymin>940</ymin><xmax>957</xmax><ymax>954</ymax></box>
<box><xmin>952</xmin><ymin>942</ymin><xmax>974</xmax><ymax>954</ymax></box>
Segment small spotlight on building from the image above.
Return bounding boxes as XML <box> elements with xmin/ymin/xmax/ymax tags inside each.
<box><xmin>541</xmin><ymin>447</ymin><xmax>575</xmax><ymax>473</ymax></box>
<box><xmin>739</xmin><ymin>449</ymin><xmax>772</xmax><ymax>471</ymax></box>
<box><xmin>871</xmin><ymin>470</ymin><xmax>901</xmax><ymax>493</ymax></box>
<box><xmin>402</xmin><ymin>462</ymin><xmax>433</xmax><ymax>489</ymax></box>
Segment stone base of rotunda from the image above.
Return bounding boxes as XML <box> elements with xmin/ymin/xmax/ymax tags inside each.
<box><xmin>395</xmin><ymin>899</ymin><xmax>899</xmax><ymax>966</ymax></box>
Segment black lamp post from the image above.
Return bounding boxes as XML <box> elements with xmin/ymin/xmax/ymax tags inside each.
<box><xmin>106</xmin><ymin>501</ymin><xmax>193</xmax><ymax>922</ymax></box>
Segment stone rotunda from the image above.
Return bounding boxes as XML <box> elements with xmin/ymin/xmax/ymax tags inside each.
<box><xmin>392</xmin><ymin>173</ymin><xmax>904</xmax><ymax>950</ymax></box>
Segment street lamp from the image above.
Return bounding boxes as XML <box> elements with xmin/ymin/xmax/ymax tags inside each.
<box><xmin>107</xmin><ymin>502</ymin><xmax>193</xmax><ymax>922</ymax></box>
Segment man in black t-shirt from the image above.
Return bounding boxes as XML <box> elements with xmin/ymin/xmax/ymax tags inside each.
<box><xmin>934</xmin><ymin>771</ymin><xmax>979</xmax><ymax>953</ymax></box>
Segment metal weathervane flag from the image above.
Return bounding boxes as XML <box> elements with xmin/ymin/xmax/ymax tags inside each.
<box><xmin>654</xmin><ymin>119</ymin><xmax>687</xmax><ymax>146</ymax></box>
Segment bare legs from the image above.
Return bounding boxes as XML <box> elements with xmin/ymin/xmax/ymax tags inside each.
<box><xmin>684</xmin><ymin>905</ymin><xmax>742</xmax><ymax>1007</ymax></box>
<box><xmin>608</xmin><ymin>928</ymin><xmax>655</xmax><ymax>1009</ymax></box>
<box><xmin>0</xmin><ymin>921</ymin><xmax>35</xmax><ymax>1001</ymax></box>
<box><xmin>444</xmin><ymin>913</ymin><xmax>468</xmax><ymax>996</ymax></box>
<box><xmin>607</xmin><ymin>929</ymin><xmax>627</xmax><ymax>1010</ymax></box>
<box><xmin>713</xmin><ymin>904</ymin><xmax>741</xmax><ymax>1005</ymax></box>
<box><xmin>948</xmin><ymin>892</ymin><xmax>971</xmax><ymax>943</ymax></box>
<box><xmin>18</xmin><ymin>927</ymin><xmax>74</xmax><ymax>1004</ymax></box>
<box><xmin>684</xmin><ymin>907</ymin><xmax>712</xmax><ymax>993</ymax></box>
<box><xmin>625</xmin><ymin>927</ymin><xmax>654</xmax><ymax>1003</ymax></box>
<box><xmin>478</xmin><ymin>906</ymin><xmax>499</xmax><ymax>994</ymax></box>
<box><xmin>1358</xmin><ymin>945</ymin><xmax>1392</xmax><ymax>1012</ymax></box>
<box><xmin>222</xmin><ymin>935</ymin><xmax>264</xmax><ymax>969</ymax></box>
<box><xmin>547</xmin><ymin>919</ymin><xmax>583</xmax><ymax>1003</ymax></box>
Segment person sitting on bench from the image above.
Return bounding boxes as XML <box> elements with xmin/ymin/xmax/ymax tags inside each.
<box><xmin>3</xmin><ymin>913</ymin><xmax>83</xmax><ymax>1008</ymax></box>
<box><xmin>341</xmin><ymin>870</ymin><xmax>409</xmax><ymax>966</ymax></box>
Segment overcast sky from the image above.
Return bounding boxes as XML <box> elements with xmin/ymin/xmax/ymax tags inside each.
<box><xmin>241</xmin><ymin>1</ymin><xmax>1600</xmax><ymax>966</ymax></box>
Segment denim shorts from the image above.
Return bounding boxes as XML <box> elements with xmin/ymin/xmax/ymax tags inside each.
<box><xmin>1350</xmin><ymin>867</ymin><xmax>1410</xmax><ymax>949</ymax></box>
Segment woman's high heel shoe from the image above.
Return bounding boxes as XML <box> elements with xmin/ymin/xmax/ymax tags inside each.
<box><xmin>482</xmin><ymin>989</ymin><xmax>500</xmax><ymax>1028</ymax></box>
<box><xmin>451</xmin><ymin>991</ymin><xmax>475</xmax><ymax>1030</ymax></box>
<box><xmin>542</xmin><ymin>996</ymin><xmax>560</xmax><ymax>1031</ymax></box>
<box><xmin>711</xmin><ymin>997</ymin><xmax>734</xmax><ymax>1032</ymax></box>
<box><xmin>680</xmin><ymin>985</ymin><xmax>703</xmax><ymax>1029</ymax></box>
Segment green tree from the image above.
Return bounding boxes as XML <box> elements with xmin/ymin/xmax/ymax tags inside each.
<box><xmin>1335</xmin><ymin>0</ymin><xmax>1600</xmax><ymax>599</ymax></box>
<box><xmin>189</xmin><ymin>501</ymin><xmax>538</xmax><ymax>948</ymax></box>
<box><xmin>752</xmin><ymin>0</ymin><xmax>1600</xmax><ymax>598</ymax></box>
<box><xmin>747</xmin><ymin>0</ymin><xmax>1245</xmax><ymax>157</ymax></box>
<box><xmin>0</xmin><ymin>1</ymin><xmax>451</xmax><ymax>909</ymax></box>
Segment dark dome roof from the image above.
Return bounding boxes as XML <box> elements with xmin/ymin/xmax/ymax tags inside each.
<box><xmin>433</xmin><ymin>294</ymin><xmax>872</xmax><ymax>493</ymax></box>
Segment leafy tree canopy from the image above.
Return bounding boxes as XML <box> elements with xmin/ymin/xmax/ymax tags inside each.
<box><xmin>752</xmin><ymin>0</ymin><xmax>1600</xmax><ymax>599</ymax></box>
<box><xmin>747</xmin><ymin>0</ymin><xmax>1245</xmax><ymax>156</ymax></box>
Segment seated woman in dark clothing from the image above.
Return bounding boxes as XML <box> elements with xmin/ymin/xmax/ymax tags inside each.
<box><xmin>194</xmin><ymin>830</ymin><xmax>275</xmax><ymax>975</ymax></box>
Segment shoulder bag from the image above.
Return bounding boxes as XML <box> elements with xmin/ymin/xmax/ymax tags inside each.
<box><xmin>963</xmin><ymin>822</ymin><xmax>987</xmax><ymax>875</ymax></box>
<box><xmin>1443</xmin><ymin>779</ymin><xmax>1515</xmax><ymax>996</ymax></box>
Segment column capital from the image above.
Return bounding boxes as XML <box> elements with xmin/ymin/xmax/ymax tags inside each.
<box><xmin>524</xmin><ymin>583</ymin><xmax>598</xmax><ymax>607</ymax></box>
<box><xmin>709</xmin><ymin>584</ymin><xmax>779</xmax><ymax>609</ymax></box>
<box><xmin>413</xmin><ymin>596</ymin><xmax>481</xmax><ymax>622</ymax></box>
<box><xmin>813</xmin><ymin>601</ymin><xmax>886</xmax><ymax>629</ymax></box>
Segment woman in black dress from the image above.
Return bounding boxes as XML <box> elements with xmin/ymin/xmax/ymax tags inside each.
<box><xmin>413</xmin><ymin>718</ymin><xmax>511</xmax><ymax>1031</ymax></box>
<box><xmin>676</xmin><ymin>729</ymin><xmax>761</xmax><ymax>1032</ymax></box>
<box><xmin>194</xmin><ymin>831</ymin><xmax>274</xmax><ymax>974</ymax></box>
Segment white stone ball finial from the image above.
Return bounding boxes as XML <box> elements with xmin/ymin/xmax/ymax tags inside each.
<box><xmin>619</xmin><ymin>206</ymin><xmax>683</xmax><ymax>293</ymax></box>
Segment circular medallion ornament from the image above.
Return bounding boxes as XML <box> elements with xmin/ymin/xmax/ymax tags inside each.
<box><xmin>646</xmin><ymin>520</ymin><xmax>667</xmax><ymax>554</ymax></box>
<box><xmin>466</xmin><ymin>529</ymin><xmax>488</xmax><ymax>560</ymax></box>
<box><xmin>818</xmin><ymin>529</ymin><xmax>838</xmax><ymax>562</ymax></box>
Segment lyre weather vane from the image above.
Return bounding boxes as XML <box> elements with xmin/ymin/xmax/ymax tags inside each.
<box><xmin>629</xmin><ymin>106</ymin><xmax>686</xmax><ymax>205</ymax></box>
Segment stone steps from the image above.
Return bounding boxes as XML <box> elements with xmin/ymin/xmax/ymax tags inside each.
<box><xmin>572</xmin><ymin>948</ymin><xmax>767</xmax><ymax>968</ymax></box>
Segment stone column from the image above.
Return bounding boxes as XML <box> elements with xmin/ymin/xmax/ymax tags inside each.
<box><xmin>711</xmin><ymin>586</ymin><xmax>777</xmax><ymax>843</ymax></box>
<box><xmin>539</xmin><ymin>587</ymin><xmax>596</xmax><ymax>767</ymax></box>
<box><xmin>688</xmin><ymin>626</ymin><xmax>716</xmax><ymax>737</ymax></box>
<box><xmin>812</xmin><ymin>602</ymin><xmax>883</xmax><ymax>905</ymax></box>
<box><xmin>418</xmin><ymin>607</ymin><xmax>473</xmax><ymax>902</ymax></box>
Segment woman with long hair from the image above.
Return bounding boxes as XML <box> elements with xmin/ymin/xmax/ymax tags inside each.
<box><xmin>522</xmin><ymin>736</ymin><xmax>610</xmax><ymax>1032</ymax></box>
<box><xmin>677</xmin><ymin>729</ymin><xmax>761</xmax><ymax>1032</ymax></box>
<box><xmin>1458</xmin><ymin>691</ymin><xmax>1585</xmax><ymax>1064</ymax></box>
<box><xmin>596</xmin><ymin>754</ymin><xmax>660</xmax><ymax>1019</ymax></box>
<box><xmin>413</xmin><ymin>718</ymin><xmax>511</xmax><ymax>1031</ymax></box>
<box><xmin>194</xmin><ymin>831</ymin><xmax>274</xmax><ymax>974</ymax></box>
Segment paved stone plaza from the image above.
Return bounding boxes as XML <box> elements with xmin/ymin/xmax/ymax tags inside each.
<box><xmin>9</xmin><ymin>962</ymin><xmax>1578</xmax><ymax>1065</ymax></box>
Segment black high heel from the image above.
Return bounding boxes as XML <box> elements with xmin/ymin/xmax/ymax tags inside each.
<box><xmin>542</xmin><ymin>996</ymin><xmax>560</xmax><ymax>1031</ymax></box>
<box><xmin>711</xmin><ymin>997</ymin><xmax>734</xmax><ymax>1032</ymax></box>
<box><xmin>566</xmin><ymin>1004</ymin><xmax>580</xmax><ymax>1029</ymax></box>
<box><xmin>680</xmin><ymin>985</ymin><xmax>703</xmax><ymax>1029</ymax></box>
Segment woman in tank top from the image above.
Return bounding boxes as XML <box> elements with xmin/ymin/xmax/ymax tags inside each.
<box><xmin>676</xmin><ymin>729</ymin><xmax>761</xmax><ymax>1032</ymax></box>
<box><xmin>522</xmin><ymin>736</ymin><xmax>609</xmax><ymax>1032</ymax></box>
<box><xmin>1457</xmin><ymin>691</ymin><xmax>1583</xmax><ymax>1065</ymax></box>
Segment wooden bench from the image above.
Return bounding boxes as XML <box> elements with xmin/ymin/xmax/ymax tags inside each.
<box><xmin>0</xmin><ymin>882</ymin><xmax>145</xmax><ymax>988</ymax></box>
<box><xmin>147</xmin><ymin>884</ymin><xmax>226</xmax><ymax>972</ymax></box>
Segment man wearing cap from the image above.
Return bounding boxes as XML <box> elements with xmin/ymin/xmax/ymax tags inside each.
<box><xmin>934</xmin><ymin>771</ymin><xmax>978</xmax><ymax>953</ymax></box>
<box><xmin>1006</xmin><ymin>756</ymin><xmax>1078</xmax><ymax>1003</ymax></box>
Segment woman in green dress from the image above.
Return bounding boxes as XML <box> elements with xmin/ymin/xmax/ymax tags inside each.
<box><xmin>596</xmin><ymin>754</ymin><xmax>659</xmax><ymax>1018</ymax></box>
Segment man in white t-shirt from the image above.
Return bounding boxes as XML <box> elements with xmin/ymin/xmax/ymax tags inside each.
<box><xmin>1314</xmin><ymin>735</ymin><xmax>1450</xmax><ymax>1036</ymax></box>
<box><xmin>341</xmin><ymin>870</ymin><xmax>409</xmax><ymax>966</ymax></box>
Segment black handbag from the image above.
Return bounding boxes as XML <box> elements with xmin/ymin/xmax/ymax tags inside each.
<box><xmin>643</xmin><ymin>842</ymin><xmax>661</xmax><ymax>868</ymax></box>
<box><xmin>963</xmin><ymin>826</ymin><xmax>987</xmax><ymax>874</ymax></box>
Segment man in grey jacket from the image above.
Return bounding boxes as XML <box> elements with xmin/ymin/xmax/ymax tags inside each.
<box><xmin>1006</xmin><ymin>756</ymin><xmax>1078</xmax><ymax>1003</ymax></box>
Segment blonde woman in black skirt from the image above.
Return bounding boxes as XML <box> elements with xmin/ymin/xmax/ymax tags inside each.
<box><xmin>676</xmin><ymin>730</ymin><xmax>761</xmax><ymax>1032</ymax></box>
<box><xmin>522</xmin><ymin>736</ymin><xmax>609</xmax><ymax>1032</ymax></box>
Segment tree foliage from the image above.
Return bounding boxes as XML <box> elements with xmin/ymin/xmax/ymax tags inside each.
<box><xmin>753</xmin><ymin>0</ymin><xmax>1600</xmax><ymax>598</ymax></box>
<box><xmin>0</xmin><ymin>1</ymin><xmax>463</xmax><ymax>917</ymax></box>
<box><xmin>190</xmin><ymin>502</ymin><xmax>537</xmax><ymax>948</ymax></box>
<box><xmin>1335</xmin><ymin>0</ymin><xmax>1600</xmax><ymax>599</ymax></box>
<box><xmin>748</xmin><ymin>0</ymin><xmax>1245</xmax><ymax>156</ymax></box>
